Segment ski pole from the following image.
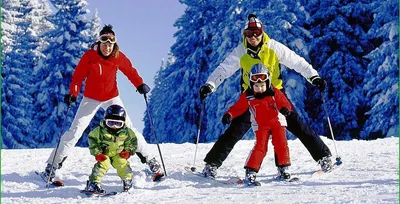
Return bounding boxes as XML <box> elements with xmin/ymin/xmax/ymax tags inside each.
<box><xmin>143</xmin><ymin>94</ymin><xmax>167</xmax><ymax>176</ymax></box>
<box><xmin>191</xmin><ymin>99</ymin><xmax>205</xmax><ymax>172</ymax></box>
<box><xmin>46</xmin><ymin>105</ymin><xmax>71</xmax><ymax>188</ymax></box>
<box><xmin>321</xmin><ymin>93</ymin><xmax>342</xmax><ymax>165</ymax></box>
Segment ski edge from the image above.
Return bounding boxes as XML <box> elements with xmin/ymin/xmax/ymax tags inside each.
<box><xmin>80</xmin><ymin>190</ymin><xmax>118</xmax><ymax>197</ymax></box>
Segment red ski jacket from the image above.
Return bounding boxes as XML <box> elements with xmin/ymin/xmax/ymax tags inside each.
<box><xmin>69</xmin><ymin>49</ymin><xmax>144</xmax><ymax>101</ymax></box>
<box><xmin>226</xmin><ymin>87</ymin><xmax>292</xmax><ymax>129</ymax></box>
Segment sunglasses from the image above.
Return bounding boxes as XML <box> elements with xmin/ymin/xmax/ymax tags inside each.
<box><xmin>99</xmin><ymin>34</ymin><xmax>117</xmax><ymax>44</ymax></box>
<box><xmin>105</xmin><ymin>119</ymin><xmax>125</xmax><ymax>129</ymax></box>
<box><xmin>250</xmin><ymin>74</ymin><xmax>269</xmax><ymax>83</ymax></box>
<box><xmin>243</xmin><ymin>29</ymin><xmax>263</xmax><ymax>38</ymax></box>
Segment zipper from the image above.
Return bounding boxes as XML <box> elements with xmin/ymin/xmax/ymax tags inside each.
<box><xmin>99</xmin><ymin>64</ymin><xmax>102</xmax><ymax>75</ymax></box>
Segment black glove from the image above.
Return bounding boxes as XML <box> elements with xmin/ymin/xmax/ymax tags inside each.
<box><xmin>279</xmin><ymin>107</ymin><xmax>291</xmax><ymax>117</ymax></box>
<box><xmin>137</xmin><ymin>83</ymin><xmax>150</xmax><ymax>95</ymax></box>
<box><xmin>222</xmin><ymin>113</ymin><xmax>232</xmax><ymax>125</ymax></box>
<box><xmin>310</xmin><ymin>76</ymin><xmax>327</xmax><ymax>92</ymax></box>
<box><xmin>199</xmin><ymin>84</ymin><xmax>213</xmax><ymax>100</ymax></box>
<box><xmin>64</xmin><ymin>94</ymin><xmax>76</xmax><ymax>106</ymax></box>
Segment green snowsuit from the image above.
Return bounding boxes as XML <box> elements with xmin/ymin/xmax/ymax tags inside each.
<box><xmin>88</xmin><ymin>121</ymin><xmax>138</xmax><ymax>183</ymax></box>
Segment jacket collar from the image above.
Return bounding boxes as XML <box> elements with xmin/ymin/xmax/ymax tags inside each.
<box><xmin>245</xmin><ymin>86</ymin><xmax>275</xmax><ymax>99</ymax></box>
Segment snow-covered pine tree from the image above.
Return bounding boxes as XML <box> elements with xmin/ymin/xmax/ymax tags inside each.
<box><xmin>2</xmin><ymin>0</ymin><xmax>53</xmax><ymax>148</ymax></box>
<box><xmin>304</xmin><ymin>0</ymin><xmax>375</xmax><ymax>140</ymax></box>
<box><xmin>2</xmin><ymin>0</ymin><xmax>32</xmax><ymax>148</ymax></box>
<box><xmin>360</xmin><ymin>0</ymin><xmax>399</xmax><ymax>139</ymax></box>
<box><xmin>31</xmin><ymin>0</ymin><xmax>93</xmax><ymax>147</ymax></box>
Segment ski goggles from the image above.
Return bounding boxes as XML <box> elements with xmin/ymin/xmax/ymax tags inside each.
<box><xmin>243</xmin><ymin>29</ymin><xmax>263</xmax><ymax>38</ymax></box>
<box><xmin>250</xmin><ymin>73</ymin><xmax>269</xmax><ymax>83</ymax></box>
<box><xmin>105</xmin><ymin>119</ymin><xmax>125</xmax><ymax>129</ymax></box>
<box><xmin>99</xmin><ymin>34</ymin><xmax>117</xmax><ymax>44</ymax></box>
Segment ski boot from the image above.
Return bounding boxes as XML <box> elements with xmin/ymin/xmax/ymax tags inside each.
<box><xmin>318</xmin><ymin>156</ymin><xmax>333</xmax><ymax>172</ymax></box>
<box><xmin>122</xmin><ymin>179</ymin><xmax>133</xmax><ymax>192</ymax></box>
<box><xmin>85</xmin><ymin>180</ymin><xmax>106</xmax><ymax>194</ymax></box>
<box><xmin>277</xmin><ymin>166</ymin><xmax>291</xmax><ymax>180</ymax></box>
<box><xmin>202</xmin><ymin>163</ymin><xmax>218</xmax><ymax>179</ymax></box>
<box><xmin>40</xmin><ymin>163</ymin><xmax>57</xmax><ymax>182</ymax></box>
<box><xmin>244</xmin><ymin>168</ymin><xmax>261</xmax><ymax>186</ymax></box>
<box><xmin>147</xmin><ymin>157</ymin><xmax>164</xmax><ymax>181</ymax></box>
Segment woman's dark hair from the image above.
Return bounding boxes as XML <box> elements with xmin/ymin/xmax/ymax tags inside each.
<box><xmin>90</xmin><ymin>41</ymin><xmax>120</xmax><ymax>59</ymax></box>
<box><xmin>90</xmin><ymin>24</ymin><xmax>120</xmax><ymax>58</ymax></box>
<box><xmin>100</xmin><ymin>24</ymin><xmax>115</xmax><ymax>36</ymax></box>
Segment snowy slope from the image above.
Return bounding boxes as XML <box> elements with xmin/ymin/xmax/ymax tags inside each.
<box><xmin>1</xmin><ymin>137</ymin><xmax>398</xmax><ymax>204</ymax></box>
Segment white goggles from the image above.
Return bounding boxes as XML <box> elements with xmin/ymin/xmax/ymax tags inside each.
<box><xmin>105</xmin><ymin>119</ymin><xmax>125</xmax><ymax>129</ymax></box>
<box><xmin>98</xmin><ymin>34</ymin><xmax>117</xmax><ymax>44</ymax></box>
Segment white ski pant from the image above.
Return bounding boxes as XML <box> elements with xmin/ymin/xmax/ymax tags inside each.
<box><xmin>46</xmin><ymin>96</ymin><xmax>152</xmax><ymax>168</ymax></box>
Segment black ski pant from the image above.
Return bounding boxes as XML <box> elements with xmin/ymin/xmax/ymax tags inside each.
<box><xmin>204</xmin><ymin>109</ymin><xmax>252</xmax><ymax>168</ymax></box>
<box><xmin>136</xmin><ymin>152</ymin><xmax>147</xmax><ymax>164</ymax></box>
<box><xmin>204</xmin><ymin>104</ymin><xmax>332</xmax><ymax>168</ymax></box>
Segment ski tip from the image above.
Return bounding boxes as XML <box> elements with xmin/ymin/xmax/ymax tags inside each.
<box><xmin>335</xmin><ymin>161</ymin><xmax>343</xmax><ymax>166</ymax></box>
<box><xmin>288</xmin><ymin>177</ymin><xmax>300</xmax><ymax>182</ymax></box>
<box><xmin>52</xmin><ymin>180</ymin><xmax>64</xmax><ymax>187</ymax></box>
<box><xmin>237</xmin><ymin>179</ymin><xmax>244</xmax><ymax>185</ymax></box>
<box><xmin>153</xmin><ymin>172</ymin><xmax>165</xmax><ymax>182</ymax></box>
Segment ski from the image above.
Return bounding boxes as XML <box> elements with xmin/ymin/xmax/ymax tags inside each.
<box><xmin>274</xmin><ymin>176</ymin><xmax>300</xmax><ymax>183</ymax></box>
<box><xmin>184</xmin><ymin>166</ymin><xmax>243</xmax><ymax>185</ymax></box>
<box><xmin>245</xmin><ymin>180</ymin><xmax>261</xmax><ymax>186</ymax></box>
<box><xmin>34</xmin><ymin>171</ymin><xmax>64</xmax><ymax>188</ymax></box>
<box><xmin>80</xmin><ymin>190</ymin><xmax>119</xmax><ymax>197</ymax></box>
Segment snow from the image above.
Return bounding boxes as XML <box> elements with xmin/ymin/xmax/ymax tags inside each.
<box><xmin>1</xmin><ymin>137</ymin><xmax>398</xmax><ymax>203</ymax></box>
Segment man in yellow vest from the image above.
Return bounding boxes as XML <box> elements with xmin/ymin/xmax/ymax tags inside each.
<box><xmin>199</xmin><ymin>14</ymin><xmax>332</xmax><ymax>178</ymax></box>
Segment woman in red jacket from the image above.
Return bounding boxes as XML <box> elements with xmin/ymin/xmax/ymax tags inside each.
<box><xmin>41</xmin><ymin>25</ymin><xmax>162</xmax><ymax>183</ymax></box>
<box><xmin>222</xmin><ymin>63</ymin><xmax>292</xmax><ymax>186</ymax></box>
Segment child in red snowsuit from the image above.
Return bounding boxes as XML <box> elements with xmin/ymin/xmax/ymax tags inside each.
<box><xmin>222</xmin><ymin>63</ymin><xmax>292</xmax><ymax>185</ymax></box>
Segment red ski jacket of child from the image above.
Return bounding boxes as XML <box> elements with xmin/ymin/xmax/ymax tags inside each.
<box><xmin>226</xmin><ymin>87</ymin><xmax>292</xmax><ymax>130</ymax></box>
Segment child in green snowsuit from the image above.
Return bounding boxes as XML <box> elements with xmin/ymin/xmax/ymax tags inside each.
<box><xmin>85</xmin><ymin>104</ymin><xmax>137</xmax><ymax>193</ymax></box>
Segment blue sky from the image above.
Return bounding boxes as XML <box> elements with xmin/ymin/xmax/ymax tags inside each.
<box><xmin>85</xmin><ymin>0</ymin><xmax>186</xmax><ymax>132</ymax></box>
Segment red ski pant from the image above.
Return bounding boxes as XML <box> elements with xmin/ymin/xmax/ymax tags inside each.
<box><xmin>245</xmin><ymin>126</ymin><xmax>291</xmax><ymax>172</ymax></box>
